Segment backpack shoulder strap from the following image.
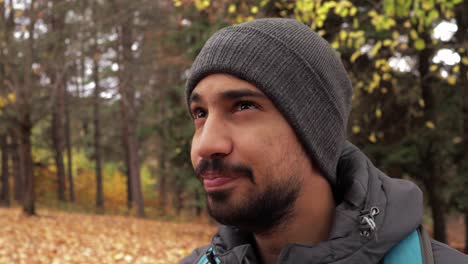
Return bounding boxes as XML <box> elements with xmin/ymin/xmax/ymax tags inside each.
<box><xmin>196</xmin><ymin>247</ymin><xmax>221</xmax><ymax>264</ymax></box>
<box><xmin>418</xmin><ymin>225</ymin><xmax>434</xmax><ymax>264</ymax></box>
<box><xmin>384</xmin><ymin>225</ymin><xmax>434</xmax><ymax>264</ymax></box>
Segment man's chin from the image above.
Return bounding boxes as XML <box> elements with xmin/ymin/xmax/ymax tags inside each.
<box><xmin>206</xmin><ymin>189</ymin><xmax>232</xmax><ymax>203</ymax></box>
<box><xmin>207</xmin><ymin>201</ymin><xmax>264</xmax><ymax>233</ymax></box>
<box><xmin>206</xmin><ymin>190</ymin><xmax>240</xmax><ymax>223</ymax></box>
<box><xmin>205</xmin><ymin>177</ymin><xmax>301</xmax><ymax>234</ymax></box>
<box><xmin>207</xmin><ymin>202</ymin><xmax>240</xmax><ymax>227</ymax></box>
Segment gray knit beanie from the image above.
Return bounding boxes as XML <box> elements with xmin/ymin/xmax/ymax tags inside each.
<box><xmin>185</xmin><ymin>18</ymin><xmax>353</xmax><ymax>186</ymax></box>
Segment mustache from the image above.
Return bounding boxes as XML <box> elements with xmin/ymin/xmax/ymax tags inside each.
<box><xmin>194</xmin><ymin>158</ymin><xmax>254</xmax><ymax>181</ymax></box>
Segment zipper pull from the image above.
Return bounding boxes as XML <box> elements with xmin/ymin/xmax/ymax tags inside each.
<box><xmin>360</xmin><ymin>207</ymin><xmax>380</xmax><ymax>238</ymax></box>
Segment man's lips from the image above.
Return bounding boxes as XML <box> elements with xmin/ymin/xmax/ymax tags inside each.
<box><xmin>201</xmin><ymin>172</ymin><xmax>238</xmax><ymax>190</ymax></box>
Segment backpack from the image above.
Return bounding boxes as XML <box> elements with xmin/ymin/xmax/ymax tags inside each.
<box><xmin>197</xmin><ymin>226</ymin><xmax>434</xmax><ymax>264</ymax></box>
<box><xmin>383</xmin><ymin>225</ymin><xmax>434</xmax><ymax>264</ymax></box>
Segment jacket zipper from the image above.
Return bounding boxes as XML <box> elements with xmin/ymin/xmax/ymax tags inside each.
<box><xmin>206</xmin><ymin>249</ymin><xmax>217</xmax><ymax>264</ymax></box>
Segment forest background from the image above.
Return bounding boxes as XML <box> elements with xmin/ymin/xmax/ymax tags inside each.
<box><xmin>0</xmin><ymin>0</ymin><xmax>467</xmax><ymax>259</ymax></box>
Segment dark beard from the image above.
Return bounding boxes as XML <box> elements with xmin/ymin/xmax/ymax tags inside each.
<box><xmin>206</xmin><ymin>174</ymin><xmax>301</xmax><ymax>235</ymax></box>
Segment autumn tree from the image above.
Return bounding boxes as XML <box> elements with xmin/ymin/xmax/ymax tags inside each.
<box><xmin>0</xmin><ymin>133</ymin><xmax>9</xmax><ymax>206</ymax></box>
<box><xmin>1</xmin><ymin>0</ymin><xmax>77</xmax><ymax>214</ymax></box>
<box><xmin>90</xmin><ymin>0</ymin><xmax>105</xmax><ymax>211</ymax></box>
<box><xmin>46</xmin><ymin>0</ymin><xmax>70</xmax><ymax>202</ymax></box>
<box><xmin>8</xmin><ymin>0</ymin><xmax>41</xmax><ymax>215</ymax></box>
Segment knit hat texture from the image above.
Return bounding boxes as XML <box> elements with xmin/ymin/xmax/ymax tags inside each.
<box><xmin>185</xmin><ymin>18</ymin><xmax>353</xmax><ymax>186</ymax></box>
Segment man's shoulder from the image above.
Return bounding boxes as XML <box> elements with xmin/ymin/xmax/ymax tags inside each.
<box><xmin>431</xmin><ymin>239</ymin><xmax>468</xmax><ymax>264</ymax></box>
<box><xmin>179</xmin><ymin>245</ymin><xmax>210</xmax><ymax>264</ymax></box>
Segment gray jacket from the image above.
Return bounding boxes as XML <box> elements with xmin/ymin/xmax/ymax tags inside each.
<box><xmin>181</xmin><ymin>142</ymin><xmax>468</xmax><ymax>263</ymax></box>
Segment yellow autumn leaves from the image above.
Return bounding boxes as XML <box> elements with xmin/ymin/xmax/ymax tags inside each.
<box><xmin>352</xmin><ymin>101</ymin><xmax>435</xmax><ymax>144</ymax></box>
<box><xmin>0</xmin><ymin>207</ymin><xmax>216</xmax><ymax>264</ymax></box>
<box><xmin>194</xmin><ymin>0</ymin><xmax>210</xmax><ymax>10</ymax></box>
<box><xmin>0</xmin><ymin>93</ymin><xmax>16</xmax><ymax>109</ymax></box>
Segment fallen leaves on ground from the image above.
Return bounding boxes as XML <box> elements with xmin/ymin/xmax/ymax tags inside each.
<box><xmin>0</xmin><ymin>208</ymin><xmax>216</xmax><ymax>264</ymax></box>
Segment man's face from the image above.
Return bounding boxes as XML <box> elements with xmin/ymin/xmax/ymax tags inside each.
<box><xmin>189</xmin><ymin>74</ymin><xmax>314</xmax><ymax>233</ymax></box>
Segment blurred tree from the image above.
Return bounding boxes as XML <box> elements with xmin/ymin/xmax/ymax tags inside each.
<box><xmin>10</xmin><ymin>131</ymin><xmax>22</xmax><ymax>202</ymax></box>
<box><xmin>91</xmin><ymin>0</ymin><xmax>104</xmax><ymax>212</ymax></box>
<box><xmin>453</xmin><ymin>0</ymin><xmax>468</xmax><ymax>253</ymax></box>
<box><xmin>0</xmin><ymin>134</ymin><xmax>9</xmax><ymax>206</ymax></box>
<box><xmin>64</xmin><ymin>84</ymin><xmax>75</xmax><ymax>202</ymax></box>
<box><xmin>47</xmin><ymin>0</ymin><xmax>69</xmax><ymax>202</ymax></box>
<box><xmin>0</xmin><ymin>0</ymin><xmax>77</xmax><ymax>215</ymax></box>
<box><xmin>13</xmin><ymin>0</ymin><xmax>40</xmax><ymax>215</ymax></box>
<box><xmin>121</xmin><ymin>11</ymin><xmax>145</xmax><ymax>217</ymax></box>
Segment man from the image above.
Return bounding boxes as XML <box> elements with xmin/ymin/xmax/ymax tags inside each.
<box><xmin>180</xmin><ymin>18</ymin><xmax>467</xmax><ymax>264</ymax></box>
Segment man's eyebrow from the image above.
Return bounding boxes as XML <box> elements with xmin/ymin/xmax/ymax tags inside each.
<box><xmin>189</xmin><ymin>89</ymin><xmax>266</xmax><ymax>105</ymax></box>
<box><xmin>220</xmin><ymin>89</ymin><xmax>267</xmax><ymax>101</ymax></box>
<box><xmin>189</xmin><ymin>92</ymin><xmax>201</xmax><ymax>105</ymax></box>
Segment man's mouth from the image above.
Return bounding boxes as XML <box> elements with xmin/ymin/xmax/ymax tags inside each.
<box><xmin>201</xmin><ymin>172</ymin><xmax>237</xmax><ymax>191</ymax></box>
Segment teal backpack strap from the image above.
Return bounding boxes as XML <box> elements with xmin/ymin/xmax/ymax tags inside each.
<box><xmin>196</xmin><ymin>247</ymin><xmax>221</xmax><ymax>264</ymax></box>
<box><xmin>383</xmin><ymin>225</ymin><xmax>434</xmax><ymax>264</ymax></box>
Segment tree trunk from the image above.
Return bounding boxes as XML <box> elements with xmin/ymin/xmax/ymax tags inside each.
<box><xmin>50</xmin><ymin>0</ymin><xmax>67</xmax><ymax>202</ymax></box>
<box><xmin>93</xmin><ymin>56</ymin><xmax>104</xmax><ymax>211</ymax></box>
<box><xmin>10</xmin><ymin>131</ymin><xmax>22</xmax><ymax>202</ymax></box>
<box><xmin>1</xmin><ymin>0</ymin><xmax>20</xmax><ymax>203</ymax></box>
<box><xmin>0</xmin><ymin>134</ymin><xmax>10</xmax><ymax>206</ymax></box>
<box><xmin>21</xmin><ymin>2</ymin><xmax>36</xmax><ymax>216</ymax></box>
<box><xmin>52</xmin><ymin>100</ymin><xmax>67</xmax><ymax>201</ymax></box>
<box><xmin>126</xmin><ymin>150</ymin><xmax>132</xmax><ymax>210</ymax></box>
<box><xmin>128</xmin><ymin>127</ymin><xmax>144</xmax><ymax>217</ymax></box>
<box><xmin>110</xmin><ymin>0</ymin><xmax>134</xmax><ymax>213</ymax></box>
<box><xmin>121</xmin><ymin>109</ymin><xmax>133</xmax><ymax>210</ymax></box>
<box><xmin>156</xmin><ymin>79</ymin><xmax>170</xmax><ymax>216</ymax></box>
<box><xmin>455</xmin><ymin>0</ymin><xmax>468</xmax><ymax>254</ymax></box>
<box><xmin>427</xmin><ymin>182</ymin><xmax>447</xmax><ymax>243</ymax></box>
<box><xmin>64</xmin><ymin>89</ymin><xmax>75</xmax><ymax>202</ymax></box>
<box><xmin>20</xmin><ymin>117</ymin><xmax>35</xmax><ymax>215</ymax></box>
<box><xmin>158</xmin><ymin>151</ymin><xmax>167</xmax><ymax>215</ymax></box>
<box><xmin>115</xmin><ymin>23</ymin><xmax>132</xmax><ymax>212</ymax></box>
<box><xmin>418</xmin><ymin>31</ymin><xmax>447</xmax><ymax>243</ymax></box>
<box><xmin>0</xmin><ymin>1</ymin><xmax>9</xmax><ymax>207</ymax></box>
<box><xmin>431</xmin><ymin>196</ymin><xmax>447</xmax><ymax>243</ymax></box>
<box><xmin>120</xmin><ymin>20</ymin><xmax>144</xmax><ymax>217</ymax></box>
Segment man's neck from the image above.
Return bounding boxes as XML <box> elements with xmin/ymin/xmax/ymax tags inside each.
<box><xmin>253</xmin><ymin>175</ymin><xmax>335</xmax><ymax>264</ymax></box>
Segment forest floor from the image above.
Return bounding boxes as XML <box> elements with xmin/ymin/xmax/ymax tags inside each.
<box><xmin>0</xmin><ymin>208</ymin><xmax>215</xmax><ymax>264</ymax></box>
<box><xmin>0</xmin><ymin>208</ymin><xmax>465</xmax><ymax>263</ymax></box>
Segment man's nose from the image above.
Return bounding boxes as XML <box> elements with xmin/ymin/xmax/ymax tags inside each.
<box><xmin>193</xmin><ymin>116</ymin><xmax>232</xmax><ymax>159</ymax></box>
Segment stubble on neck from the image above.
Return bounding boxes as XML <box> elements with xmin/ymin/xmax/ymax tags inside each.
<box><xmin>253</xmin><ymin>174</ymin><xmax>335</xmax><ymax>264</ymax></box>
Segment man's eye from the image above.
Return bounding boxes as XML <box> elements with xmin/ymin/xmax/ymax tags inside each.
<box><xmin>192</xmin><ymin>108</ymin><xmax>207</xmax><ymax>119</ymax></box>
<box><xmin>235</xmin><ymin>101</ymin><xmax>258</xmax><ymax>111</ymax></box>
